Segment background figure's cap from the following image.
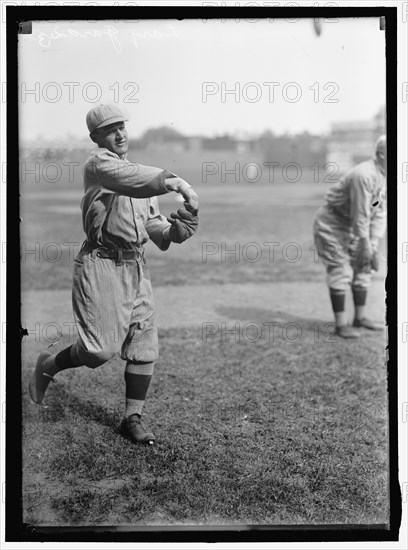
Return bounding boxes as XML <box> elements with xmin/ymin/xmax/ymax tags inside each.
<box><xmin>86</xmin><ymin>104</ymin><xmax>128</xmax><ymax>134</ymax></box>
<box><xmin>375</xmin><ymin>134</ymin><xmax>386</xmax><ymax>156</ymax></box>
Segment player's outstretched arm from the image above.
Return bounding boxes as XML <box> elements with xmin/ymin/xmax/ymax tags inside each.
<box><xmin>85</xmin><ymin>149</ymin><xmax>192</xmax><ymax>200</ymax></box>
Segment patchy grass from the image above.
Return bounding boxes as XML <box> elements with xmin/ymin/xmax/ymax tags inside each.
<box><xmin>22</xmin><ymin>322</ymin><xmax>388</xmax><ymax>526</ymax></box>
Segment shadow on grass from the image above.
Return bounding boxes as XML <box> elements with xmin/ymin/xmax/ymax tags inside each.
<box><xmin>28</xmin><ymin>384</ymin><xmax>122</xmax><ymax>431</ymax></box>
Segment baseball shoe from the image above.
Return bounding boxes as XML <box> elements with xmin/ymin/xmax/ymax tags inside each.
<box><xmin>29</xmin><ymin>350</ymin><xmax>57</xmax><ymax>404</ymax></box>
<box><xmin>120</xmin><ymin>414</ymin><xmax>155</xmax><ymax>445</ymax></box>
<box><xmin>335</xmin><ymin>325</ymin><xmax>360</xmax><ymax>339</ymax></box>
<box><xmin>353</xmin><ymin>318</ymin><xmax>383</xmax><ymax>331</ymax></box>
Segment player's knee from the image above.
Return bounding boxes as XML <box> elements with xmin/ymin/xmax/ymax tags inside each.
<box><xmin>326</xmin><ymin>265</ymin><xmax>350</xmax><ymax>292</ymax></box>
<box><xmin>122</xmin><ymin>326</ymin><xmax>159</xmax><ymax>364</ymax></box>
<box><xmin>123</xmin><ymin>347</ymin><xmax>159</xmax><ymax>364</ymax></box>
<box><xmin>144</xmin><ymin>348</ymin><xmax>159</xmax><ymax>363</ymax></box>
<box><xmin>352</xmin><ymin>280</ymin><xmax>371</xmax><ymax>291</ymax></box>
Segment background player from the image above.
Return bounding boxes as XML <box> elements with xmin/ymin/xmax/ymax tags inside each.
<box><xmin>313</xmin><ymin>135</ymin><xmax>387</xmax><ymax>338</ymax></box>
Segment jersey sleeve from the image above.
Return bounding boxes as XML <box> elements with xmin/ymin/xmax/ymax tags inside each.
<box><xmin>370</xmin><ymin>190</ymin><xmax>387</xmax><ymax>246</ymax></box>
<box><xmin>84</xmin><ymin>149</ymin><xmax>176</xmax><ymax>198</ymax></box>
<box><xmin>145</xmin><ymin>197</ymin><xmax>172</xmax><ymax>251</ymax></box>
<box><xmin>349</xmin><ymin>173</ymin><xmax>373</xmax><ymax>239</ymax></box>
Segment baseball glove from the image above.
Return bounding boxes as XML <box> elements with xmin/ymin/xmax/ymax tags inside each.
<box><xmin>168</xmin><ymin>208</ymin><xmax>198</xmax><ymax>243</ymax></box>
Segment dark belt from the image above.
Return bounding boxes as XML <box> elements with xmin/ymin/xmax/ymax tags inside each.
<box><xmin>83</xmin><ymin>241</ymin><xmax>144</xmax><ymax>265</ymax></box>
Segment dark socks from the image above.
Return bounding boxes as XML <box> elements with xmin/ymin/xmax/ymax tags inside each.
<box><xmin>352</xmin><ymin>287</ymin><xmax>367</xmax><ymax>307</ymax></box>
<box><xmin>329</xmin><ymin>289</ymin><xmax>346</xmax><ymax>313</ymax></box>
<box><xmin>124</xmin><ymin>362</ymin><xmax>155</xmax><ymax>418</ymax></box>
<box><xmin>44</xmin><ymin>345</ymin><xmax>82</xmax><ymax>377</ymax></box>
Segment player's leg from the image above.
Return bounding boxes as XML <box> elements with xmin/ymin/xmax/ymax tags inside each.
<box><xmin>326</xmin><ymin>268</ymin><xmax>361</xmax><ymax>338</ymax></box>
<box><xmin>29</xmin><ymin>250</ymin><xmax>89</xmax><ymax>403</ymax></box>
<box><xmin>29</xmin><ymin>250</ymin><xmax>131</xmax><ymax>404</ymax></box>
<box><xmin>119</xmin><ymin>260</ymin><xmax>158</xmax><ymax>444</ymax></box>
<box><xmin>28</xmin><ymin>344</ymin><xmax>83</xmax><ymax>405</ymax></box>
<box><xmin>313</xmin><ymin>208</ymin><xmax>359</xmax><ymax>338</ymax></box>
<box><xmin>352</xmin><ymin>270</ymin><xmax>383</xmax><ymax>330</ymax></box>
<box><xmin>120</xmin><ymin>360</ymin><xmax>156</xmax><ymax>444</ymax></box>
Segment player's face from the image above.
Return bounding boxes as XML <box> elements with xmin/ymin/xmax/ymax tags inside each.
<box><xmin>94</xmin><ymin>122</ymin><xmax>128</xmax><ymax>156</ymax></box>
<box><xmin>378</xmin><ymin>151</ymin><xmax>387</xmax><ymax>174</ymax></box>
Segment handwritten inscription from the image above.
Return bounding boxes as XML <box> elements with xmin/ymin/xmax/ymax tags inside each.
<box><xmin>29</xmin><ymin>24</ymin><xmax>178</xmax><ymax>54</ymax></box>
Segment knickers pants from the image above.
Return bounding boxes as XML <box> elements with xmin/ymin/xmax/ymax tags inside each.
<box><xmin>71</xmin><ymin>247</ymin><xmax>158</xmax><ymax>369</ymax></box>
<box><xmin>313</xmin><ymin>205</ymin><xmax>372</xmax><ymax>292</ymax></box>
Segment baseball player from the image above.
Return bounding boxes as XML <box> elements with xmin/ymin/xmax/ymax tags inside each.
<box><xmin>313</xmin><ymin>135</ymin><xmax>386</xmax><ymax>338</ymax></box>
<box><xmin>29</xmin><ymin>104</ymin><xmax>199</xmax><ymax>444</ymax></box>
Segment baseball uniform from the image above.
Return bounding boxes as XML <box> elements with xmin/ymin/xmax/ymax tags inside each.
<box><xmin>313</xmin><ymin>156</ymin><xmax>386</xmax><ymax>292</ymax></box>
<box><xmin>71</xmin><ymin>148</ymin><xmax>174</xmax><ymax>369</ymax></box>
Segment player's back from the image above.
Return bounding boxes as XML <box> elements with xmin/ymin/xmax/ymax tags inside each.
<box><xmin>324</xmin><ymin>158</ymin><xmax>377</xmax><ymax>219</ymax></box>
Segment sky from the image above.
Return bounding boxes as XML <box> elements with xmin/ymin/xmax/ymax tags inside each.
<box><xmin>18</xmin><ymin>17</ymin><xmax>386</xmax><ymax>142</ymax></box>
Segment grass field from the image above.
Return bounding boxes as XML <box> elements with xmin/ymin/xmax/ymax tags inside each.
<box><xmin>21</xmin><ymin>158</ymin><xmax>388</xmax><ymax>526</ymax></box>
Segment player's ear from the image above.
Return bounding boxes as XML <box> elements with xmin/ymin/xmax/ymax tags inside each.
<box><xmin>90</xmin><ymin>130</ymin><xmax>101</xmax><ymax>145</ymax></box>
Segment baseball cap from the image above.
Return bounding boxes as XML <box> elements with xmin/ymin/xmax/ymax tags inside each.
<box><xmin>86</xmin><ymin>104</ymin><xmax>128</xmax><ymax>134</ymax></box>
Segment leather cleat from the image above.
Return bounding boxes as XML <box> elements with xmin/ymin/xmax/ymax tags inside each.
<box><xmin>29</xmin><ymin>350</ymin><xmax>57</xmax><ymax>404</ymax></box>
<box><xmin>120</xmin><ymin>414</ymin><xmax>155</xmax><ymax>445</ymax></box>
<box><xmin>335</xmin><ymin>325</ymin><xmax>360</xmax><ymax>339</ymax></box>
<box><xmin>353</xmin><ymin>318</ymin><xmax>383</xmax><ymax>331</ymax></box>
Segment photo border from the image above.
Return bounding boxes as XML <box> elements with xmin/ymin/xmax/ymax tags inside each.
<box><xmin>6</xmin><ymin>4</ymin><xmax>400</xmax><ymax>543</ymax></box>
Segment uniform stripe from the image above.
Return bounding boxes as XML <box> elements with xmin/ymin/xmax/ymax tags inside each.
<box><xmin>125</xmin><ymin>361</ymin><xmax>154</xmax><ymax>375</ymax></box>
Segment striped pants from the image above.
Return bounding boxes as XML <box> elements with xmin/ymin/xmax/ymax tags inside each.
<box><xmin>313</xmin><ymin>205</ymin><xmax>372</xmax><ymax>292</ymax></box>
<box><xmin>71</xmin><ymin>247</ymin><xmax>158</xmax><ymax>369</ymax></box>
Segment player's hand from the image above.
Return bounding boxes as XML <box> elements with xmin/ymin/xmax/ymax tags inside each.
<box><xmin>180</xmin><ymin>187</ymin><xmax>199</xmax><ymax>214</ymax></box>
<box><xmin>356</xmin><ymin>238</ymin><xmax>372</xmax><ymax>272</ymax></box>
<box><xmin>167</xmin><ymin>208</ymin><xmax>198</xmax><ymax>243</ymax></box>
<box><xmin>164</xmin><ymin>177</ymin><xmax>199</xmax><ymax>214</ymax></box>
<box><xmin>370</xmin><ymin>250</ymin><xmax>380</xmax><ymax>272</ymax></box>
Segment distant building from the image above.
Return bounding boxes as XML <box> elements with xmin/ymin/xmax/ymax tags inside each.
<box><xmin>235</xmin><ymin>139</ymin><xmax>257</xmax><ymax>155</ymax></box>
<box><xmin>145</xmin><ymin>140</ymin><xmax>187</xmax><ymax>154</ymax></box>
<box><xmin>186</xmin><ymin>136</ymin><xmax>203</xmax><ymax>152</ymax></box>
<box><xmin>258</xmin><ymin>132</ymin><xmax>327</xmax><ymax>170</ymax></box>
<box><xmin>327</xmin><ymin>107</ymin><xmax>386</xmax><ymax>173</ymax></box>
<box><xmin>136</xmin><ymin>127</ymin><xmax>263</xmax><ymax>155</ymax></box>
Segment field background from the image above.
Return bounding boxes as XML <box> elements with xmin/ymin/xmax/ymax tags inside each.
<box><xmin>21</xmin><ymin>148</ymin><xmax>388</xmax><ymax>526</ymax></box>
